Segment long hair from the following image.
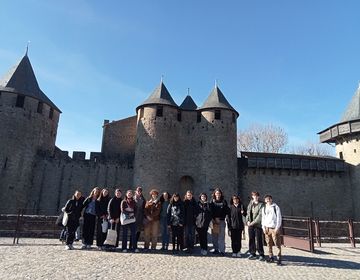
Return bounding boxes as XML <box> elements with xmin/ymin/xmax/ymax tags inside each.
<box><xmin>88</xmin><ymin>187</ymin><xmax>101</xmax><ymax>199</ymax></box>
<box><xmin>160</xmin><ymin>192</ymin><xmax>171</xmax><ymax>203</ymax></box>
<box><xmin>184</xmin><ymin>190</ymin><xmax>194</xmax><ymax>201</ymax></box>
<box><xmin>211</xmin><ymin>187</ymin><xmax>224</xmax><ymax>201</ymax></box>
<box><xmin>230</xmin><ymin>194</ymin><xmax>242</xmax><ymax>205</ymax></box>
<box><xmin>97</xmin><ymin>188</ymin><xmax>109</xmax><ymax>201</ymax></box>
<box><xmin>170</xmin><ymin>193</ymin><xmax>182</xmax><ymax>204</ymax></box>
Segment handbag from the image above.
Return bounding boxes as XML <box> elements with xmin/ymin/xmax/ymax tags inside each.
<box><xmin>104</xmin><ymin>224</ymin><xmax>117</xmax><ymax>247</ymax></box>
<box><xmin>120</xmin><ymin>212</ymin><xmax>136</xmax><ymax>225</ymax></box>
<box><xmin>101</xmin><ymin>219</ymin><xmax>109</xmax><ymax>233</ymax></box>
<box><xmin>62</xmin><ymin>212</ymin><xmax>69</xmax><ymax>227</ymax></box>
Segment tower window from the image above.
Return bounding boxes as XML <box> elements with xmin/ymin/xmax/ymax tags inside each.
<box><xmin>156</xmin><ymin>106</ymin><xmax>163</xmax><ymax>117</ymax></box>
<box><xmin>197</xmin><ymin>111</ymin><xmax>201</xmax><ymax>123</ymax></box>
<box><xmin>215</xmin><ymin>110</ymin><xmax>221</xmax><ymax>120</ymax></box>
<box><xmin>177</xmin><ymin>110</ymin><xmax>182</xmax><ymax>122</ymax></box>
<box><xmin>139</xmin><ymin>108</ymin><xmax>144</xmax><ymax>119</ymax></box>
<box><xmin>339</xmin><ymin>152</ymin><xmax>343</xmax><ymax>160</ymax></box>
<box><xmin>37</xmin><ymin>102</ymin><xmax>43</xmax><ymax>114</ymax></box>
<box><xmin>15</xmin><ymin>95</ymin><xmax>25</xmax><ymax>108</ymax></box>
<box><xmin>49</xmin><ymin>107</ymin><xmax>54</xmax><ymax>119</ymax></box>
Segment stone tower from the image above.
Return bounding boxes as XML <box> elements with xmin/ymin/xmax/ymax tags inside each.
<box><xmin>319</xmin><ymin>83</ymin><xmax>360</xmax><ymax>219</ymax></box>
<box><xmin>133</xmin><ymin>81</ymin><xmax>179</xmax><ymax>194</ymax></box>
<box><xmin>133</xmin><ymin>81</ymin><xmax>238</xmax><ymax>198</ymax></box>
<box><xmin>0</xmin><ymin>53</ymin><xmax>61</xmax><ymax>213</ymax></box>
<box><xmin>197</xmin><ymin>85</ymin><xmax>239</xmax><ymax>197</ymax></box>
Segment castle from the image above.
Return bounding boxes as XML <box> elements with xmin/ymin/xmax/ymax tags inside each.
<box><xmin>0</xmin><ymin>53</ymin><xmax>359</xmax><ymax>221</ymax></box>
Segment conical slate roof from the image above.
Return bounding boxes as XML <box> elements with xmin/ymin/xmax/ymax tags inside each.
<box><xmin>341</xmin><ymin>85</ymin><xmax>360</xmax><ymax>122</ymax></box>
<box><xmin>137</xmin><ymin>81</ymin><xmax>178</xmax><ymax>109</ymax></box>
<box><xmin>0</xmin><ymin>54</ymin><xmax>61</xmax><ymax>112</ymax></box>
<box><xmin>199</xmin><ymin>86</ymin><xmax>238</xmax><ymax>115</ymax></box>
<box><xmin>180</xmin><ymin>95</ymin><xmax>197</xmax><ymax>110</ymax></box>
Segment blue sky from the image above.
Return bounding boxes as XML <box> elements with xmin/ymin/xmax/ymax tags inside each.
<box><xmin>1</xmin><ymin>0</ymin><xmax>360</xmax><ymax>156</ymax></box>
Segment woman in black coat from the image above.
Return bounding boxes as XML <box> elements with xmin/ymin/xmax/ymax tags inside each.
<box><xmin>96</xmin><ymin>188</ymin><xmax>111</xmax><ymax>249</ymax></box>
<box><xmin>107</xmin><ymin>188</ymin><xmax>122</xmax><ymax>247</ymax></box>
<box><xmin>63</xmin><ymin>190</ymin><xmax>84</xmax><ymax>250</ymax></box>
<box><xmin>195</xmin><ymin>193</ymin><xmax>212</xmax><ymax>255</ymax></box>
<box><xmin>82</xmin><ymin>187</ymin><xmax>101</xmax><ymax>249</ymax></box>
<box><xmin>226</xmin><ymin>194</ymin><xmax>247</xmax><ymax>257</ymax></box>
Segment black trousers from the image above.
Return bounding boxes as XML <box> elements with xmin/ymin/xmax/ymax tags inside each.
<box><xmin>66</xmin><ymin>219</ymin><xmax>79</xmax><ymax>245</ymax></box>
<box><xmin>96</xmin><ymin>217</ymin><xmax>108</xmax><ymax>247</ymax></box>
<box><xmin>196</xmin><ymin>227</ymin><xmax>208</xmax><ymax>250</ymax></box>
<box><xmin>83</xmin><ymin>213</ymin><xmax>96</xmax><ymax>245</ymax></box>
<box><xmin>230</xmin><ymin>228</ymin><xmax>242</xmax><ymax>253</ymax></box>
<box><xmin>248</xmin><ymin>226</ymin><xmax>264</xmax><ymax>256</ymax></box>
<box><xmin>171</xmin><ymin>225</ymin><xmax>184</xmax><ymax>250</ymax></box>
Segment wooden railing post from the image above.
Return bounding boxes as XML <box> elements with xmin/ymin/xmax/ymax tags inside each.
<box><xmin>348</xmin><ymin>219</ymin><xmax>356</xmax><ymax>248</ymax></box>
<box><xmin>314</xmin><ymin>218</ymin><xmax>321</xmax><ymax>247</ymax></box>
<box><xmin>308</xmin><ymin>217</ymin><xmax>314</xmax><ymax>252</ymax></box>
<box><xmin>13</xmin><ymin>209</ymin><xmax>23</xmax><ymax>245</ymax></box>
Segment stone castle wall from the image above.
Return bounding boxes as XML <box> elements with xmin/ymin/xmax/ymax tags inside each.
<box><xmin>27</xmin><ymin>152</ymin><xmax>134</xmax><ymax>215</ymax></box>
<box><xmin>101</xmin><ymin>116</ymin><xmax>137</xmax><ymax>159</ymax></box>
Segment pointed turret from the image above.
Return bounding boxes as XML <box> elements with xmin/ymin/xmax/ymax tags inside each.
<box><xmin>180</xmin><ymin>95</ymin><xmax>197</xmax><ymax>111</ymax></box>
<box><xmin>341</xmin><ymin>84</ymin><xmax>360</xmax><ymax>122</ymax></box>
<box><xmin>137</xmin><ymin>81</ymin><xmax>178</xmax><ymax>110</ymax></box>
<box><xmin>199</xmin><ymin>85</ymin><xmax>238</xmax><ymax>116</ymax></box>
<box><xmin>0</xmin><ymin>54</ymin><xmax>61</xmax><ymax>112</ymax></box>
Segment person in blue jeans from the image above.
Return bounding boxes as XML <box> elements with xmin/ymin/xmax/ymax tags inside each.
<box><xmin>121</xmin><ymin>190</ymin><xmax>138</xmax><ymax>252</ymax></box>
<box><xmin>183</xmin><ymin>190</ymin><xmax>198</xmax><ymax>254</ymax></box>
<box><xmin>160</xmin><ymin>192</ymin><xmax>170</xmax><ymax>250</ymax></box>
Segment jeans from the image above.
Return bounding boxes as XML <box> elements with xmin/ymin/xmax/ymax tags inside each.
<box><xmin>230</xmin><ymin>228</ymin><xmax>242</xmax><ymax>253</ymax></box>
<box><xmin>196</xmin><ymin>227</ymin><xmax>208</xmax><ymax>250</ymax></box>
<box><xmin>264</xmin><ymin>227</ymin><xmax>281</xmax><ymax>258</ymax></box>
<box><xmin>184</xmin><ymin>224</ymin><xmax>195</xmax><ymax>249</ymax></box>
<box><xmin>66</xmin><ymin>219</ymin><xmax>79</xmax><ymax>245</ymax></box>
<box><xmin>212</xmin><ymin>220</ymin><xmax>226</xmax><ymax>253</ymax></box>
<box><xmin>82</xmin><ymin>213</ymin><xmax>96</xmax><ymax>245</ymax></box>
<box><xmin>160</xmin><ymin>216</ymin><xmax>169</xmax><ymax>248</ymax></box>
<box><xmin>248</xmin><ymin>226</ymin><xmax>264</xmax><ymax>256</ymax></box>
<box><xmin>171</xmin><ymin>225</ymin><xmax>184</xmax><ymax>251</ymax></box>
<box><xmin>122</xmin><ymin>222</ymin><xmax>137</xmax><ymax>250</ymax></box>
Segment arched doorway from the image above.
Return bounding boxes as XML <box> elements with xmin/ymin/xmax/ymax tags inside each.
<box><xmin>179</xmin><ymin>176</ymin><xmax>194</xmax><ymax>195</ymax></box>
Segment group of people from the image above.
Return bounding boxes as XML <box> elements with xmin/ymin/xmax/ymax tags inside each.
<box><xmin>61</xmin><ymin>186</ymin><xmax>282</xmax><ymax>265</ymax></box>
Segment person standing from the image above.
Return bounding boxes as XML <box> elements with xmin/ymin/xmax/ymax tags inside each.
<box><xmin>262</xmin><ymin>194</ymin><xmax>282</xmax><ymax>265</ymax></box>
<box><xmin>143</xmin><ymin>189</ymin><xmax>162</xmax><ymax>250</ymax></box>
<box><xmin>195</xmin><ymin>193</ymin><xmax>212</xmax><ymax>255</ymax></box>
<box><xmin>107</xmin><ymin>188</ymin><xmax>122</xmax><ymax>248</ymax></box>
<box><xmin>209</xmin><ymin>187</ymin><xmax>229</xmax><ymax>256</ymax></box>
<box><xmin>63</xmin><ymin>190</ymin><xmax>84</xmax><ymax>250</ymax></box>
<box><xmin>96</xmin><ymin>188</ymin><xmax>111</xmax><ymax>249</ymax></box>
<box><xmin>183</xmin><ymin>190</ymin><xmax>197</xmax><ymax>254</ymax></box>
<box><xmin>132</xmin><ymin>186</ymin><xmax>145</xmax><ymax>250</ymax></box>
<box><xmin>246</xmin><ymin>191</ymin><xmax>265</xmax><ymax>261</ymax></box>
<box><xmin>82</xmin><ymin>187</ymin><xmax>101</xmax><ymax>249</ymax></box>
<box><xmin>227</xmin><ymin>195</ymin><xmax>246</xmax><ymax>257</ymax></box>
<box><xmin>121</xmin><ymin>190</ymin><xmax>138</xmax><ymax>252</ymax></box>
<box><xmin>167</xmin><ymin>193</ymin><xmax>184</xmax><ymax>254</ymax></box>
<box><xmin>160</xmin><ymin>192</ymin><xmax>171</xmax><ymax>250</ymax></box>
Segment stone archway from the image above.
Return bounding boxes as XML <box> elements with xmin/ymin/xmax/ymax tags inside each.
<box><xmin>179</xmin><ymin>176</ymin><xmax>194</xmax><ymax>196</ymax></box>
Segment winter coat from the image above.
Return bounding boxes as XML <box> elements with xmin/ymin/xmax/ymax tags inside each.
<box><xmin>64</xmin><ymin>198</ymin><xmax>83</xmax><ymax>221</ymax></box>
<box><xmin>144</xmin><ymin>199</ymin><xmax>161</xmax><ymax>221</ymax></box>
<box><xmin>210</xmin><ymin>198</ymin><xmax>229</xmax><ymax>221</ymax></box>
<box><xmin>108</xmin><ymin>197</ymin><xmax>122</xmax><ymax>220</ymax></box>
<box><xmin>167</xmin><ymin>201</ymin><xmax>184</xmax><ymax>226</ymax></box>
<box><xmin>121</xmin><ymin>198</ymin><xmax>137</xmax><ymax>217</ymax></box>
<box><xmin>195</xmin><ymin>201</ymin><xmax>212</xmax><ymax>229</ymax></box>
<box><xmin>226</xmin><ymin>203</ymin><xmax>246</xmax><ymax>230</ymax></box>
<box><xmin>134</xmin><ymin>194</ymin><xmax>146</xmax><ymax>230</ymax></box>
<box><xmin>96</xmin><ymin>196</ymin><xmax>110</xmax><ymax>217</ymax></box>
<box><xmin>184</xmin><ymin>198</ymin><xmax>198</xmax><ymax>226</ymax></box>
<box><xmin>261</xmin><ymin>203</ymin><xmax>282</xmax><ymax>231</ymax></box>
<box><xmin>246</xmin><ymin>201</ymin><xmax>264</xmax><ymax>228</ymax></box>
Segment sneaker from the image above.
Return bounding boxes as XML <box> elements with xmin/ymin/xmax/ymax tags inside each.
<box><xmin>248</xmin><ymin>254</ymin><xmax>257</xmax><ymax>260</ymax></box>
<box><xmin>277</xmin><ymin>258</ymin><xmax>282</xmax><ymax>266</ymax></box>
<box><xmin>69</xmin><ymin>244</ymin><xmax>75</xmax><ymax>250</ymax></box>
<box><xmin>258</xmin><ymin>255</ymin><xmax>266</xmax><ymax>261</ymax></box>
<box><xmin>266</xmin><ymin>257</ymin><xmax>275</xmax><ymax>263</ymax></box>
<box><xmin>212</xmin><ymin>249</ymin><xmax>219</xmax><ymax>255</ymax></box>
<box><xmin>81</xmin><ymin>244</ymin><xmax>87</xmax><ymax>250</ymax></box>
<box><xmin>134</xmin><ymin>249</ymin><xmax>140</xmax><ymax>253</ymax></box>
<box><xmin>122</xmin><ymin>249</ymin><xmax>127</xmax><ymax>253</ymax></box>
<box><xmin>232</xmin><ymin>253</ymin><xmax>237</xmax><ymax>257</ymax></box>
<box><xmin>236</xmin><ymin>252</ymin><xmax>242</xmax><ymax>258</ymax></box>
<box><xmin>65</xmin><ymin>245</ymin><xmax>72</xmax><ymax>250</ymax></box>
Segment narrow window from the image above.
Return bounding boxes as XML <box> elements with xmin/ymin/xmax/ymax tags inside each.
<box><xmin>37</xmin><ymin>102</ymin><xmax>43</xmax><ymax>114</ymax></box>
<box><xmin>215</xmin><ymin>109</ymin><xmax>221</xmax><ymax>120</ymax></box>
<box><xmin>177</xmin><ymin>110</ymin><xmax>182</xmax><ymax>122</ymax></box>
<box><xmin>197</xmin><ymin>111</ymin><xmax>201</xmax><ymax>123</ymax></box>
<box><xmin>139</xmin><ymin>108</ymin><xmax>144</xmax><ymax>119</ymax></box>
<box><xmin>339</xmin><ymin>152</ymin><xmax>343</xmax><ymax>160</ymax></box>
<box><xmin>15</xmin><ymin>95</ymin><xmax>25</xmax><ymax>108</ymax></box>
<box><xmin>49</xmin><ymin>107</ymin><xmax>54</xmax><ymax>119</ymax></box>
<box><xmin>156</xmin><ymin>106</ymin><xmax>163</xmax><ymax>117</ymax></box>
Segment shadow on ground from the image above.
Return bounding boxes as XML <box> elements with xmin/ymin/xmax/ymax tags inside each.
<box><xmin>284</xmin><ymin>255</ymin><xmax>360</xmax><ymax>269</ymax></box>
